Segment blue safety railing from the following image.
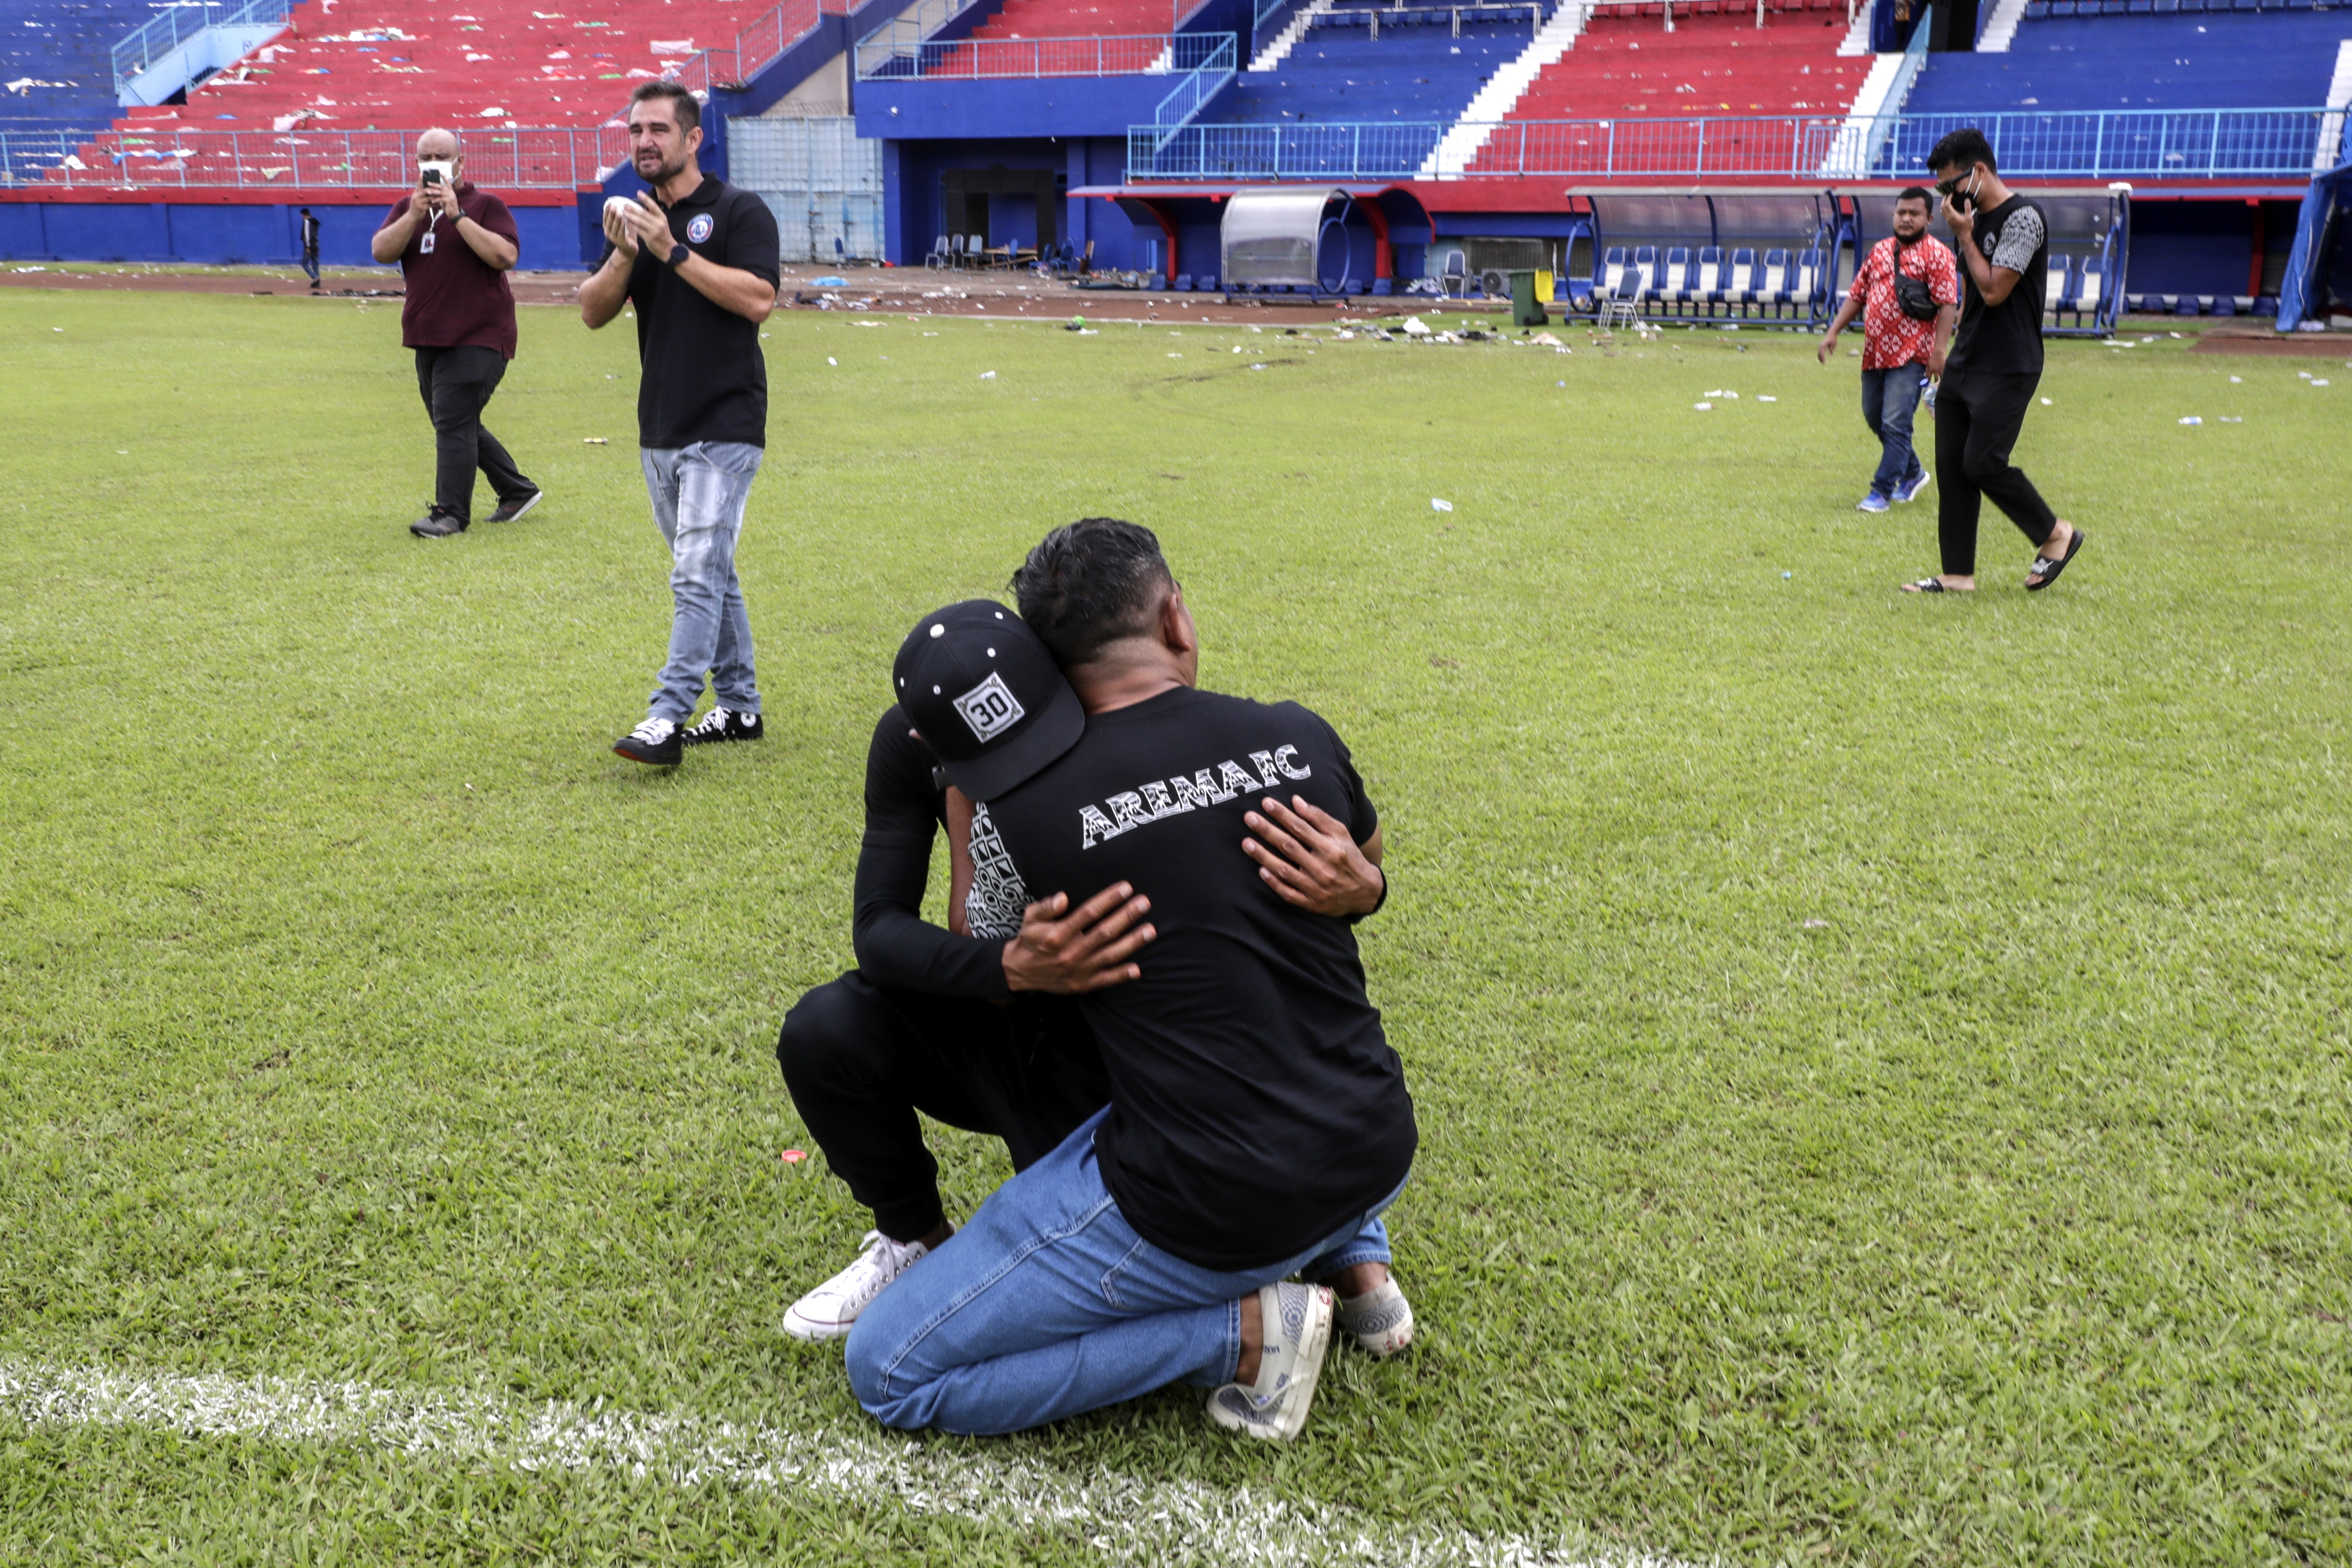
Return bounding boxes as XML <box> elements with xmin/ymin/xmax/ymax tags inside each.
<box><xmin>1132</xmin><ymin>106</ymin><xmax>2348</xmax><ymax>181</ymax></box>
<box><xmin>110</xmin><ymin>0</ymin><xmax>293</xmax><ymax>95</ymax></box>
<box><xmin>857</xmin><ymin>27</ymin><xmax>1232</xmax><ymax>80</ymax></box>
<box><xmin>0</xmin><ymin>124</ymin><xmax>625</xmax><ymax>190</ymax></box>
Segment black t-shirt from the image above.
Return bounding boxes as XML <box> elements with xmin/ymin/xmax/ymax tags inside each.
<box><xmin>602</xmin><ymin>175</ymin><xmax>782</xmax><ymax>449</ymax></box>
<box><xmin>851</xmin><ymin>706</ymin><xmax>1015</xmax><ymax>1001</ymax></box>
<box><xmin>975</xmin><ymin>685</ymin><xmax>1417</xmax><ymax>1272</ymax></box>
<box><xmin>1946</xmin><ymin>193</ymin><xmax>2047</xmax><ymax>383</ymax></box>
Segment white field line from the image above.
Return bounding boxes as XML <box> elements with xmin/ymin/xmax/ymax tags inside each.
<box><xmin>0</xmin><ymin>1359</ymin><xmax>1707</xmax><ymax>1568</ymax></box>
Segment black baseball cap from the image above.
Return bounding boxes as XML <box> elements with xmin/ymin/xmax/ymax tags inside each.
<box><xmin>893</xmin><ymin>599</ymin><xmax>1084</xmax><ymax>800</ymax></box>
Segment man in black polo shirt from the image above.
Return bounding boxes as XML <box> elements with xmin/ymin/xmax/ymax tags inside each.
<box><xmin>1902</xmin><ymin>127</ymin><xmax>2087</xmax><ymax>595</ymax></box>
<box><xmin>372</xmin><ymin>129</ymin><xmax>541</xmax><ymax>540</ymax></box>
<box><xmin>844</xmin><ymin>521</ymin><xmax>1417</xmax><ymax>1444</ymax></box>
<box><xmin>579</xmin><ymin>81</ymin><xmax>783</xmax><ymax>766</ymax></box>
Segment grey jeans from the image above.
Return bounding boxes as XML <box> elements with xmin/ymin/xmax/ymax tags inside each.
<box><xmin>640</xmin><ymin>441</ymin><xmax>762</xmax><ymax>723</ymax></box>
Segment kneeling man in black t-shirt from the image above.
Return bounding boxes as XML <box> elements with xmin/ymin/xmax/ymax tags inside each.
<box><xmin>844</xmin><ymin>519</ymin><xmax>1418</xmax><ymax>1442</ymax></box>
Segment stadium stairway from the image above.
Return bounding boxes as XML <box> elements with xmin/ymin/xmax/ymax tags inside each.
<box><xmin>1449</xmin><ymin>0</ymin><xmax>1862</xmax><ymax>174</ymax></box>
<box><xmin>1218</xmin><ymin>5</ymin><xmax>1531</xmax><ymax>128</ymax></box>
<box><xmin>1902</xmin><ymin>8</ymin><xmax>2352</xmax><ymax>114</ymax></box>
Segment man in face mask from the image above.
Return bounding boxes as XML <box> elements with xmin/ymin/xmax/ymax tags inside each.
<box><xmin>1818</xmin><ymin>187</ymin><xmax>1960</xmax><ymax>514</ymax></box>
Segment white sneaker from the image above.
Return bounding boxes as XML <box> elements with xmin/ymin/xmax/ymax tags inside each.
<box><xmin>1206</xmin><ymin>1282</ymin><xmax>1335</xmax><ymax>1442</ymax></box>
<box><xmin>1334</xmin><ymin>1277</ymin><xmax>1415</xmax><ymax>1358</ymax></box>
<box><xmin>781</xmin><ymin>1230</ymin><xmax>934</xmax><ymax>1342</ymax></box>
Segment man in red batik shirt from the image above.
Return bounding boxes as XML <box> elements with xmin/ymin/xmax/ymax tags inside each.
<box><xmin>372</xmin><ymin>128</ymin><xmax>542</xmax><ymax>540</ymax></box>
<box><xmin>1817</xmin><ymin>186</ymin><xmax>1960</xmax><ymax>514</ymax></box>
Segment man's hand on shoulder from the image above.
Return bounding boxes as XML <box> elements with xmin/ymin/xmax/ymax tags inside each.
<box><xmin>1002</xmin><ymin>884</ymin><xmax>1156</xmax><ymax>994</ymax></box>
<box><xmin>1242</xmin><ymin>795</ymin><xmax>1386</xmax><ymax>919</ymax></box>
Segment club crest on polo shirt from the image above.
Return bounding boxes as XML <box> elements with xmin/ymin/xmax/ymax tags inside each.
<box><xmin>953</xmin><ymin>671</ymin><xmax>1024</xmax><ymax>743</ymax></box>
<box><xmin>686</xmin><ymin>214</ymin><xmax>714</xmax><ymax>244</ymax></box>
<box><xmin>1077</xmin><ymin>745</ymin><xmax>1313</xmax><ymax>849</ymax></box>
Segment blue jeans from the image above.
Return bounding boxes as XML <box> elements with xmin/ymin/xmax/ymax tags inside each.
<box><xmin>640</xmin><ymin>441</ymin><xmax>762</xmax><ymax>723</ymax></box>
<box><xmin>1860</xmin><ymin>365</ymin><xmax>1928</xmax><ymax>499</ymax></box>
<box><xmin>845</xmin><ymin>1106</ymin><xmax>1401</xmax><ymax>1436</ymax></box>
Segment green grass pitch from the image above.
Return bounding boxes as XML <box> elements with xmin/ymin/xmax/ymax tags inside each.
<box><xmin>1</xmin><ymin>286</ymin><xmax>2347</xmax><ymax>1566</ymax></box>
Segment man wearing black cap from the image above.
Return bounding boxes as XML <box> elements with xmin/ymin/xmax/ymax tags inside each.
<box><xmin>843</xmin><ymin>520</ymin><xmax>1414</xmax><ymax>1444</ymax></box>
<box><xmin>776</xmin><ymin>599</ymin><xmax>1384</xmax><ymax>1345</ymax></box>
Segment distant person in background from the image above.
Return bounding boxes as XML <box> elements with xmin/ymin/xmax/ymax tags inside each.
<box><xmin>1902</xmin><ymin>128</ymin><xmax>2085</xmax><ymax>594</ymax></box>
<box><xmin>578</xmin><ymin>81</ymin><xmax>782</xmax><ymax>768</ymax></box>
<box><xmin>299</xmin><ymin>207</ymin><xmax>322</xmax><ymax>292</ymax></box>
<box><xmin>1817</xmin><ymin>186</ymin><xmax>1958</xmax><ymax>514</ymax></box>
<box><xmin>371</xmin><ymin>128</ymin><xmax>542</xmax><ymax>540</ymax></box>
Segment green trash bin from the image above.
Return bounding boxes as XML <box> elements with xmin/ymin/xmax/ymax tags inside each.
<box><xmin>1506</xmin><ymin>268</ymin><xmax>1549</xmax><ymax>328</ymax></box>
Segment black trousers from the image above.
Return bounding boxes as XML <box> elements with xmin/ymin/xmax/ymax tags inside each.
<box><xmin>413</xmin><ymin>345</ymin><xmax>532</xmax><ymax>523</ymax></box>
<box><xmin>1934</xmin><ymin>369</ymin><xmax>2059</xmax><ymax>577</ymax></box>
<box><xmin>777</xmin><ymin>972</ymin><xmax>1111</xmax><ymax>1245</ymax></box>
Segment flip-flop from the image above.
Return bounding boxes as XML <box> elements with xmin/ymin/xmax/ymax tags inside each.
<box><xmin>2026</xmin><ymin>528</ymin><xmax>2085</xmax><ymax>592</ymax></box>
<box><xmin>1901</xmin><ymin>577</ymin><xmax>1957</xmax><ymax>593</ymax></box>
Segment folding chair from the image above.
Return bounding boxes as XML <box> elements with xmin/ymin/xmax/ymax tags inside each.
<box><xmin>1440</xmin><ymin>248</ymin><xmax>1468</xmax><ymax>298</ymax></box>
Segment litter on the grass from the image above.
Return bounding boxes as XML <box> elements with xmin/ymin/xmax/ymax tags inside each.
<box><xmin>781</xmin><ymin>1149</ymin><xmax>806</xmax><ymax>1164</ymax></box>
<box><xmin>582</xmin><ymin>437</ymin><xmax>608</xmax><ymax>444</ymax></box>
<box><xmin>2218</xmin><ymin>416</ymin><xmax>2243</xmax><ymax>423</ymax></box>
<box><xmin>979</xmin><ymin>370</ymin><xmax>996</xmax><ymax>379</ymax></box>
<box><xmin>2178</xmin><ymin>416</ymin><xmax>2202</xmax><ymax>425</ymax></box>
<box><xmin>1693</xmin><ymin>401</ymin><xmax>1713</xmax><ymax>410</ymax></box>
<box><xmin>2231</xmin><ymin>375</ymin><xmax>2242</xmax><ymax>382</ymax></box>
<box><xmin>826</xmin><ymin>356</ymin><xmax>836</xmax><ymax>365</ymax></box>
<box><xmin>2312</xmin><ymin>379</ymin><xmax>2330</xmax><ymax>387</ymax></box>
<box><xmin>1431</xmin><ymin>498</ymin><xmax>1453</xmax><ymax>512</ymax></box>
<box><xmin>2040</xmin><ymin>397</ymin><xmax>2053</xmax><ymax>404</ymax></box>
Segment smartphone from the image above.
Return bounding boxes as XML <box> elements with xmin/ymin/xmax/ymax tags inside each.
<box><xmin>420</xmin><ymin>160</ymin><xmax>454</xmax><ymax>187</ymax></box>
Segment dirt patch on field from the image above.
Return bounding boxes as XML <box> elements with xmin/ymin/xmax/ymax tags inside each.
<box><xmin>2185</xmin><ymin>329</ymin><xmax>2352</xmax><ymax>357</ymax></box>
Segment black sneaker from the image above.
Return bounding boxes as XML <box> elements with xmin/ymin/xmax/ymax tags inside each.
<box><xmin>488</xmin><ymin>489</ymin><xmax>543</xmax><ymax>524</ymax></box>
<box><xmin>613</xmin><ymin>716</ymin><xmax>683</xmax><ymax>766</ymax></box>
<box><xmin>680</xmin><ymin>707</ymin><xmax>763</xmax><ymax>746</ymax></box>
<box><xmin>410</xmin><ymin>507</ymin><xmax>468</xmax><ymax>538</ymax></box>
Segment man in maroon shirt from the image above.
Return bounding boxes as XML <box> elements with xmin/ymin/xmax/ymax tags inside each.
<box><xmin>372</xmin><ymin>129</ymin><xmax>541</xmax><ymax>540</ymax></box>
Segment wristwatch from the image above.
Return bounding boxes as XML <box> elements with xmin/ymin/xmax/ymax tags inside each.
<box><xmin>666</xmin><ymin>241</ymin><xmax>690</xmax><ymax>269</ymax></box>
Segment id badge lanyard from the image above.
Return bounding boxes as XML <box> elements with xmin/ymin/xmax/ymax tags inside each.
<box><xmin>420</xmin><ymin>208</ymin><xmax>438</xmax><ymax>255</ymax></box>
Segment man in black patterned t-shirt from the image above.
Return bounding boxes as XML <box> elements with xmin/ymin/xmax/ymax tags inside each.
<box><xmin>1901</xmin><ymin>127</ymin><xmax>2088</xmax><ymax>596</ymax></box>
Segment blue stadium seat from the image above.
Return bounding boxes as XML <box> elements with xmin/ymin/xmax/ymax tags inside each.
<box><xmin>1173</xmin><ymin>274</ymin><xmax>1192</xmax><ymax>291</ymax></box>
<box><xmin>1904</xmin><ymin>9</ymin><xmax>2349</xmax><ymax>116</ymax></box>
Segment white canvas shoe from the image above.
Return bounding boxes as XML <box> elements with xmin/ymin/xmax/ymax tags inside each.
<box><xmin>1206</xmin><ymin>1282</ymin><xmax>1335</xmax><ymax>1442</ymax></box>
<box><xmin>781</xmin><ymin>1230</ymin><xmax>933</xmax><ymax>1343</ymax></box>
<box><xmin>1334</xmin><ymin>1277</ymin><xmax>1416</xmax><ymax>1359</ymax></box>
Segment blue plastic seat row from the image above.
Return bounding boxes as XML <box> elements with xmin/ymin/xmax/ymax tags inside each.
<box><xmin>1593</xmin><ymin>244</ymin><xmax>1826</xmax><ymax>319</ymax></box>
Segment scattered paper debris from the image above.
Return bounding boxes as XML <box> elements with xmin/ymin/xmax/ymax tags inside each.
<box><xmin>2178</xmin><ymin>416</ymin><xmax>2202</xmax><ymax>425</ymax></box>
<box><xmin>979</xmin><ymin>370</ymin><xmax>996</xmax><ymax>379</ymax></box>
<box><xmin>1802</xmin><ymin>917</ymin><xmax>1829</xmax><ymax>929</ymax></box>
<box><xmin>1693</xmin><ymin>401</ymin><xmax>1713</xmax><ymax>411</ymax></box>
<box><xmin>582</xmin><ymin>437</ymin><xmax>608</xmax><ymax>444</ymax></box>
<box><xmin>2312</xmin><ymin>379</ymin><xmax>2330</xmax><ymax>387</ymax></box>
<box><xmin>1755</xmin><ymin>395</ymin><xmax>1777</xmax><ymax>403</ymax></box>
<box><xmin>2040</xmin><ymin>397</ymin><xmax>2052</xmax><ymax>405</ymax></box>
<box><xmin>2218</xmin><ymin>416</ymin><xmax>2243</xmax><ymax>423</ymax></box>
<box><xmin>2229</xmin><ymin>375</ymin><xmax>2242</xmax><ymax>383</ymax></box>
<box><xmin>1431</xmin><ymin>498</ymin><xmax>1453</xmax><ymax>513</ymax></box>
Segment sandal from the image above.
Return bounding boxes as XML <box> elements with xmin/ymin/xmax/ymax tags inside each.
<box><xmin>1901</xmin><ymin>577</ymin><xmax>1957</xmax><ymax>593</ymax></box>
<box><xmin>2026</xmin><ymin>527</ymin><xmax>2085</xmax><ymax>592</ymax></box>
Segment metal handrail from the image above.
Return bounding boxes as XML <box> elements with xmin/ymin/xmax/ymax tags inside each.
<box><xmin>857</xmin><ymin>28</ymin><xmax>1233</xmax><ymax>81</ymax></box>
<box><xmin>1131</xmin><ymin>105</ymin><xmax>2349</xmax><ymax>182</ymax></box>
<box><xmin>111</xmin><ymin>0</ymin><xmax>293</xmax><ymax>93</ymax></box>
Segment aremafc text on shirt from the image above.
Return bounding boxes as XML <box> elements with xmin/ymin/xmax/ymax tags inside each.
<box><xmin>1079</xmin><ymin>746</ymin><xmax>1315</xmax><ymax>849</ymax></box>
